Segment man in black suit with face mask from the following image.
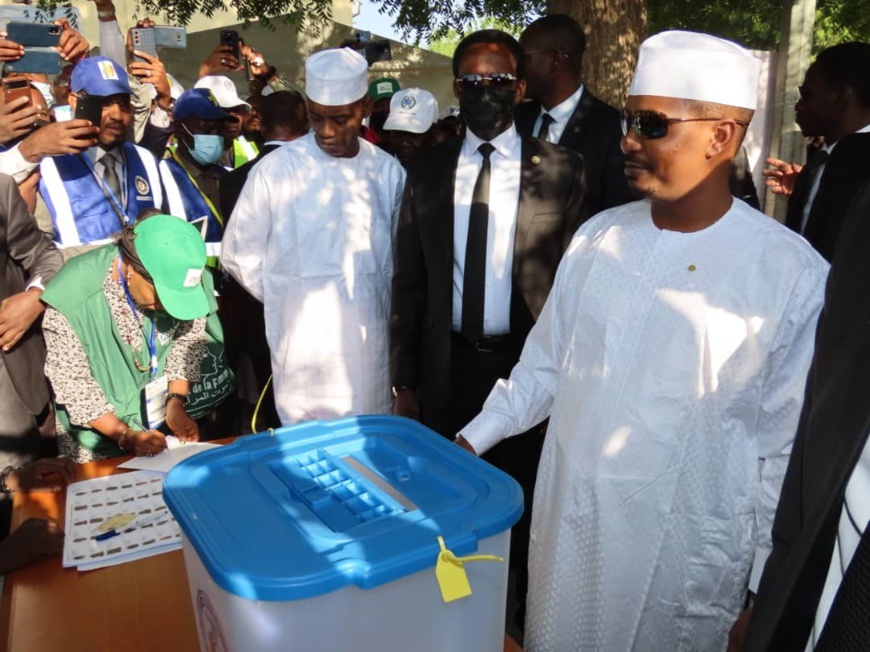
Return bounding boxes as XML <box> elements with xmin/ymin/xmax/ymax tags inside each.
<box><xmin>390</xmin><ymin>29</ymin><xmax>587</xmax><ymax>630</ymax></box>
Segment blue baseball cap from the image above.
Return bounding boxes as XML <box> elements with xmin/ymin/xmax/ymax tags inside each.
<box><xmin>70</xmin><ymin>57</ymin><xmax>131</xmax><ymax>96</ymax></box>
<box><xmin>173</xmin><ymin>88</ymin><xmax>233</xmax><ymax>122</ymax></box>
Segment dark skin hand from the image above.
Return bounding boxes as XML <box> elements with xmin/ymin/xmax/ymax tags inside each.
<box><xmin>0</xmin><ymin>289</ymin><xmax>45</xmax><ymax>352</ymax></box>
<box><xmin>199</xmin><ymin>44</ymin><xmax>243</xmax><ymax>77</ymax></box>
<box><xmin>165</xmin><ymin>395</ymin><xmax>199</xmax><ymax>442</ymax></box>
<box><xmin>0</xmin><ymin>96</ymin><xmax>42</xmax><ymax>146</ymax></box>
<box><xmin>18</xmin><ymin>119</ymin><xmax>99</xmax><ymax>162</ymax></box>
<box><xmin>393</xmin><ymin>388</ymin><xmax>421</xmax><ymax>421</ymax></box>
<box><xmin>6</xmin><ymin>457</ymin><xmax>76</xmax><ymax>493</ymax></box>
<box><xmin>54</xmin><ymin>18</ymin><xmax>90</xmax><ymax>63</ymax></box>
<box><xmin>0</xmin><ymin>37</ymin><xmax>24</xmax><ymax>62</ymax></box>
<box><xmin>0</xmin><ymin>518</ymin><xmax>64</xmax><ymax>574</ymax></box>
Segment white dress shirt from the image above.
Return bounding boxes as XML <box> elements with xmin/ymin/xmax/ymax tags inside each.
<box><xmin>452</xmin><ymin>124</ymin><xmax>522</xmax><ymax>335</ymax></box>
<box><xmin>532</xmin><ymin>84</ymin><xmax>584</xmax><ymax>145</ymax></box>
<box><xmin>801</xmin><ymin>123</ymin><xmax>870</xmax><ymax>232</ymax></box>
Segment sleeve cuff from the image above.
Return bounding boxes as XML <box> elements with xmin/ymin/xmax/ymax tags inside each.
<box><xmin>25</xmin><ymin>277</ymin><xmax>45</xmax><ymax>292</ymax></box>
<box><xmin>459</xmin><ymin>409</ymin><xmax>515</xmax><ymax>456</ymax></box>
<box><xmin>0</xmin><ymin>145</ymin><xmax>38</xmax><ymax>183</ymax></box>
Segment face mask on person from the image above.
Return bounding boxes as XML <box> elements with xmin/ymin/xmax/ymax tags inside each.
<box><xmin>31</xmin><ymin>81</ymin><xmax>54</xmax><ymax>109</ymax></box>
<box><xmin>459</xmin><ymin>85</ymin><xmax>515</xmax><ymax>142</ymax></box>
<box><xmin>183</xmin><ymin>125</ymin><xmax>224</xmax><ymax>165</ymax></box>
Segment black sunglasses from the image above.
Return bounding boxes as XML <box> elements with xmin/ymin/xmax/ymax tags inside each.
<box><xmin>620</xmin><ymin>109</ymin><xmax>749</xmax><ymax>140</ymax></box>
<box><xmin>455</xmin><ymin>73</ymin><xmax>518</xmax><ymax>92</ymax></box>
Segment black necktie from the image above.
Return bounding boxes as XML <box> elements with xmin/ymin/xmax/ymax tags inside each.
<box><xmin>461</xmin><ymin>143</ymin><xmax>495</xmax><ymax>343</ymax></box>
<box><xmin>787</xmin><ymin>149</ymin><xmax>829</xmax><ymax>234</ymax></box>
<box><xmin>538</xmin><ymin>113</ymin><xmax>555</xmax><ymax>143</ymax></box>
<box><xmin>815</xmin><ymin>523</ymin><xmax>870</xmax><ymax>651</ymax></box>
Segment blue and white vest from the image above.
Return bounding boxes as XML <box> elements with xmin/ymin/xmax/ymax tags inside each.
<box><xmin>159</xmin><ymin>158</ymin><xmax>223</xmax><ymax>259</ymax></box>
<box><xmin>39</xmin><ymin>143</ymin><xmax>163</xmax><ymax>248</ymax></box>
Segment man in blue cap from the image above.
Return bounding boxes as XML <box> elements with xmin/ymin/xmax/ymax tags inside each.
<box><xmin>159</xmin><ymin>88</ymin><xmax>236</xmax><ymax>261</ymax></box>
<box><xmin>37</xmin><ymin>56</ymin><xmax>167</xmax><ymax>258</ymax></box>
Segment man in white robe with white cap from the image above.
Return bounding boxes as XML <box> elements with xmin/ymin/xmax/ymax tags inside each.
<box><xmin>222</xmin><ymin>48</ymin><xmax>406</xmax><ymax>423</ymax></box>
<box><xmin>457</xmin><ymin>31</ymin><xmax>830</xmax><ymax>651</ymax></box>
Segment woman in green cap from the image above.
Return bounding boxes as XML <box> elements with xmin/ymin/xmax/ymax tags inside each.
<box><xmin>41</xmin><ymin>212</ymin><xmax>224</xmax><ymax>462</ymax></box>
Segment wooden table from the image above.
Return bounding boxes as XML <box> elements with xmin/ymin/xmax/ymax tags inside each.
<box><xmin>0</xmin><ymin>451</ymin><xmax>523</xmax><ymax>652</ymax></box>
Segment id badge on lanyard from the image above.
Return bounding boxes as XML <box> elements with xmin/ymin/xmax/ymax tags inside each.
<box><xmin>118</xmin><ymin>256</ymin><xmax>167</xmax><ymax>429</ymax></box>
<box><xmin>144</xmin><ymin>375</ymin><xmax>168</xmax><ymax>429</ymax></box>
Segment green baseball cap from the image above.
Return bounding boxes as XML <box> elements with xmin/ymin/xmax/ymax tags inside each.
<box><xmin>368</xmin><ymin>77</ymin><xmax>401</xmax><ymax>101</ymax></box>
<box><xmin>133</xmin><ymin>215</ymin><xmax>209</xmax><ymax>321</ymax></box>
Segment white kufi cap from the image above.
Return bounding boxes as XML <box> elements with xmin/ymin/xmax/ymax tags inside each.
<box><xmin>305</xmin><ymin>48</ymin><xmax>368</xmax><ymax>106</ymax></box>
<box><xmin>629</xmin><ymin>30</ymin><xmax>761</xmax><ymax>110</ymax></box>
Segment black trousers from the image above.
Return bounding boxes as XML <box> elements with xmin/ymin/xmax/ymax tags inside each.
<box><xmin>423</xmin><ymin>333</ymin><xmax>544</xmax><ymax>631</ymax></box>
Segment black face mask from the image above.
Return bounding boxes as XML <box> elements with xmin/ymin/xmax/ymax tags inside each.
<box><xmin>369</xmin><ymin>111</ymin><xmax>389</xmax><ymax>135</ymax></box>
<box><xmin>459</xmin><ymin>85</ymin><xmax>516</xmax><ymax>141</ymax></box>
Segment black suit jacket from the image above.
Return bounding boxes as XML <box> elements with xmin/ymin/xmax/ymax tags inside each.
<box><xmin>514</xmin><ymin>90</ymin><xmax>631</xmax><ymax>217</ymax></box>
<box><xmin>0</xmin><ymin>174</ymin><xmax>63</xmax><ymax>414</ymax></box>
<box><xmin>785</xmin><ymin>132</ymin><xmax>870</xmax><ymax>262</ymax></box>
<box><xmin>744</xmin><ymin>178</ymin><xmax>870</xmax><ymax>651</ymax></box>
<box><xmin>390</xmin><ymin>135</ymin><xmax>587</xmax><ymax>413</ymax></box>
<box><xmin>219</xmin><ymin>143</ymin><xmax>281</xmax><ymax>221</ymax></box>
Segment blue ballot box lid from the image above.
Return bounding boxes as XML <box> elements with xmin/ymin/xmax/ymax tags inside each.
<box><xmin>163</xmin><ymin>416</ymin><xmax>524</xmax><ymax>601</ymax></box>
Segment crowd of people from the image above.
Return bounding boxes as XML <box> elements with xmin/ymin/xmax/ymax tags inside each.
<box><xmin>1</xmin><ymin>4</ymin><xmax>870</xmax><ymax>651</ymax></box>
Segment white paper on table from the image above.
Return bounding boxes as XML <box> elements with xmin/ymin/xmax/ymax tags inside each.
<box><xmin>117</xmin><ymin>436</ymin><xmax>222</xmax><ymax>473</ymax></box>
<box><xmin>63</xmin><ymin>471</ymin><xmax>183</xmax><ymax>571</ymax></box>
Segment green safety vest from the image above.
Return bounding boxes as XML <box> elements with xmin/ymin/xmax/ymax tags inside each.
<box><xmin>232</xmin><ymin>136</ymin><xmax>259</xmax><ymax>168</ymax></box>
<box><xmin>42</xmin><ymin>245</ymin><xmax>233</xmax><ymax>457</ymax></box>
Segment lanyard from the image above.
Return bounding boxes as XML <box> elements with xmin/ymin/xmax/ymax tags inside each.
<box><xmin>80</xmin><ymin>151</ymin><xmax>129</xmax><ymax>229</ymax></box>
<box><xmin>117</xmin><ymin>256</ymin><xmax>158</xmax><ymax>380</ymax></box>
<box><xmin>170</xmin><ymin>149</ymin><xmax>224</xmax><ymax>227</ymax></box>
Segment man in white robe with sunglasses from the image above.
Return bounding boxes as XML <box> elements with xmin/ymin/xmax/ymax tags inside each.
<box><xmin>458</xmin><ymin>31</ymin><xmax>829</xmax><ymax>651</ymax></box>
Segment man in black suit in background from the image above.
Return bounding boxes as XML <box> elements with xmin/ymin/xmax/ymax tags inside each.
<box><xmin>220</xmin><ymin>90</ymin><xmax>309</xmax><ymax>219</ymax></box>
<box><xmin>391</xmin><ymin>29</ymin><xmax>586</xmax><ymax>631</ymax></box>
<box><xmin>515</xmin><ymin>14</ymin><xmax>632</xmax><ymax>217</ymax></box>
<box><xmin>0</xmin><ymin>174</ymin><xmax>63</xmax><ymax>538</ymax></box>
<box><xmin>733</xmin><ymin>178</ymin><xmax>870</xmax><ymax>651</ymax></box>
<box><xmin>764</xmin><ymin>42</ymin><xmax>870</xmax><ymax>262</ymax></box>
<box><xmin>219</xmin><ymin>90</ymin><xmax>308</xmax><ymax>430</ymax></box>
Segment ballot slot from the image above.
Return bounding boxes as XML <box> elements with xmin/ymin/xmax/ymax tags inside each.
<box><xmin>268</xmin><ymin>448</ymin><xmax>412</xmax><ymax>532</ymax></box>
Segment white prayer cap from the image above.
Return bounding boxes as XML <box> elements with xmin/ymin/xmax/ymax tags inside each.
<box><xmin>384</xmin><ymin>88</ymin><xmax>439</xmax><ymax>134</ymax></box>
<box><xmin>195</xmin><ymin>75</ymin><xmax>251</xmax><ymax>110</ymax></box>
<box><xmin>629</xmin><ymin>30</ymin><xmax>761</xmax><ymax>110</ymax></box>
<box><xmin>305</xmin><ymin>48</ymin><xmax>368</xmax><ymax>106</ymax></box>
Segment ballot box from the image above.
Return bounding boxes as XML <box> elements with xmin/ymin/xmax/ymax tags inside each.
<box><xmin>164</xmin><ymin>415</ymin><xmax>523</xmax><ymax>652</ymax></box>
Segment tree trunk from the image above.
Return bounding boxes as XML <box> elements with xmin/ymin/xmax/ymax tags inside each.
<box><xmin>547</xmin><ymin>0</ymin><xmax>647</xmax><ymax>108</ymax></box>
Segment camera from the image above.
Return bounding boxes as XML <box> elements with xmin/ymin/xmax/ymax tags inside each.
<box><xmin>348</xmin><ymin>31</ymin><xmax>392</xmax><ymax>66</ymax></box>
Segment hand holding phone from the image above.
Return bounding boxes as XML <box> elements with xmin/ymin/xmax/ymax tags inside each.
<box><xmin>0</xmin><ymin>38</ymin><xmax>25</xmax><ymax>62</ymax></box>
<box><xmin>131</xmin><ymin>28</ymin><xmax>158</xmax><ymax>63</ymax></box>
<box><xmin>0</xmin><ymin>97</ymin><xmax>41</xmax><ymax>145</ymax></box>
<box><xmin>5</xmin><ymin>22</ymin><xmax>61</xmax><ymax>47</ymax></box>
<box><xmin>3</xmin><ymin>79</ymin><xmax>31</xmax><ymax>107</ymax></box>
<box><xmin>220</xmin><ymin>30</ymin><xmax>241</xmax><ymax>61</ymax></box>
<box><xmin>199</xmin><ymin>43</ymin><xmax>240</xmax><ymax>77</ymax></box>
<box><xmin>74</xmin><ymin>95</ymin><xmax>104</xmax><ymax>128</ymax></box>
